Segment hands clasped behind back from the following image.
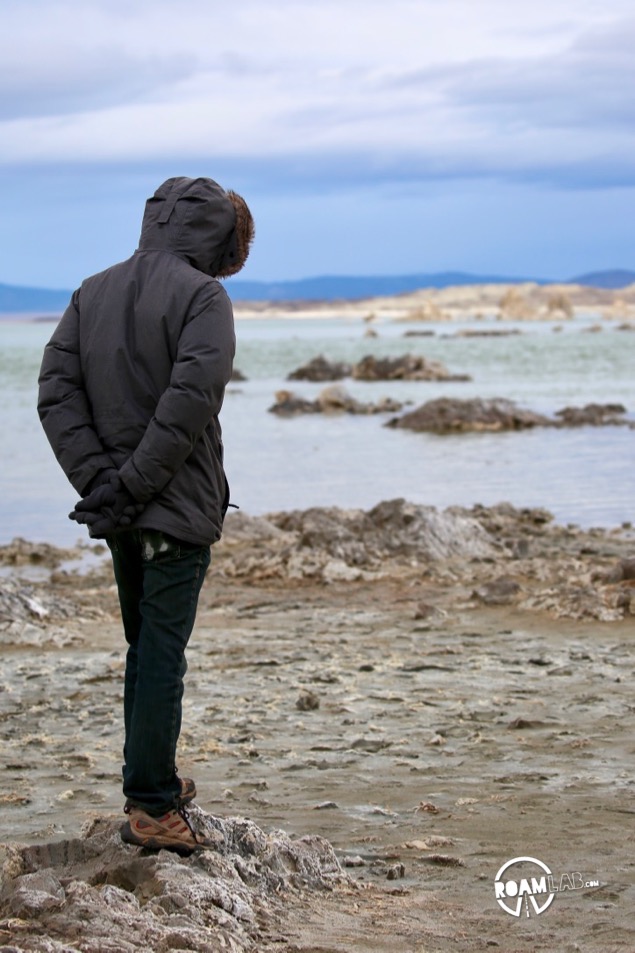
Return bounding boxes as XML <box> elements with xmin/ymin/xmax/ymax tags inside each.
<box><xmin>69</xmin><ymin>474</ymin><xmax>145</xmax><ymax>536</ymax></box>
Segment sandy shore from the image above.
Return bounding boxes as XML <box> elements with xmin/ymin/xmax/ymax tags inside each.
<box><xmin>232</xmin><ymin>280</ymin><xmax>635</xmax><ymax>323</ymax></box>
<box><xmin>1</xmin><ymin>501</ymin><xmax>635</xmax><ymax>951</ymax></box>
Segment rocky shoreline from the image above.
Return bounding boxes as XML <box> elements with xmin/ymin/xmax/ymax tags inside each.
<box><xmin>233</xmin><ymin>280</ymin><xmax>635</xmax><ymax>323</ymax></box>
<box><xmin>1</xmin><ymin>501</ymin><xmax>634</xmax><ymax>951</ymax></box>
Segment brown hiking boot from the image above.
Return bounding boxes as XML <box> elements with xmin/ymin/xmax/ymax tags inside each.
<box><xmin>121</xmin><ymin>806</ymin><xmax>203</xmax><ymax>856</ymax></box>
<box><xmin>178</xmin><ymin>776</ymin><xmax>197</xmax><ymax>805</ymax></box>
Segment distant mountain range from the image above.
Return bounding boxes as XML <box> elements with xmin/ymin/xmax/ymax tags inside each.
<box><xmin>1</xmin><ymin>268</ymin><xmax>633</xmax><ymax>313</ymax></box>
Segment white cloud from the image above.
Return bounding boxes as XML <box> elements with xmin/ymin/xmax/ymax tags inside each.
<box><xmin>0</xmin><ymin>0</ymin><xmax>633</xmax><ymax>191</ymax></box>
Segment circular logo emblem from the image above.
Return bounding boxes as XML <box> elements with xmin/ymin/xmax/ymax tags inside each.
<box><xmin>494</xmin><ymin>856</ymin><xmax>555</xmax><ymax>917</ymax></box>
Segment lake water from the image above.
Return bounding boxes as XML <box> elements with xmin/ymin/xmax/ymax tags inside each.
<box><xmin>1</xmin><ymin>312</ymin><xmax>633</xmax><ymax>547</ymax></box>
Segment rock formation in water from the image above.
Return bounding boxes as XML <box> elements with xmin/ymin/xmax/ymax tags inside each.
<box><xmin>554</xmin><ymin>403</ymin><xmax>628</xmax><ymax>426</ymax></box>
<box><xmin>287</xmin><ymin>353</ymin><xmax>470</xmax><ymax>383</ymax></box>
<box><xmin>386</xmin><ymin>398</ymin><xmax>633</xmax><ymax>433</ymax></box>
<box><xmin>287</xmin><ymin>355</ymin><xmax>352</xmax><ymax>381</ymax></box>
<box><xmin>351</xmin><ymin>354</ymin><xmax>470</xmax><ymax>382</ymax></box>
<box><xmin>386</xmin><ymin>397</ymin><xmax>551</xmax><ymax>433</ymax></box>
<box><xmin>269</xmin><ymin>385</ymin><xmax>404</xmax><ymax>417</ymax></box>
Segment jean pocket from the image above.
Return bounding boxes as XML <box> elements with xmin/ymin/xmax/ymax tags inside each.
<box><xmin>140</xmin><ymin>530</ymin><xmax>181</xmax><ymax>562</ymax></box>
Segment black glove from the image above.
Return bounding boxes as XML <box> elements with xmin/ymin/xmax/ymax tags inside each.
<box><xmin>82</xmin><ymin>467</ymin><xmax>119</xmax><ymax>496</ymax></box>
<box><xmin>69</xmin><ymin>475</ymin><xmax>144</xmax><ymax>537</ymax></box>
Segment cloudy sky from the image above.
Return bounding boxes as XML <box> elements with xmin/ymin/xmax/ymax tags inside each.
<box><xmin>1</xmin><ymin>0</ymin><xmax>633</xmax><ymax>288</ymax></box>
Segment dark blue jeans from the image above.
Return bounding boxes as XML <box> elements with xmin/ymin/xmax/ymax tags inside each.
<box><xmin>107</xmin><ymin>529</ymin><xmax>210</xmax><ymax>816</ymax></box>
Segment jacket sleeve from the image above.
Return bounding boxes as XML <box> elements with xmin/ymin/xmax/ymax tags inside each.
<box><xmin>37</xmin><ymin>291</ymin><xmax>115</xmax><ymax>494</ymax></box>
<box><xmin>118</xmin><ymin>284</ymin><xmax>236</xmax><ymax>503</ymax></box>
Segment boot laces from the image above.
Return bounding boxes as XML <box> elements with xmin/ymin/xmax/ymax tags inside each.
<box><xmin>177</xmin><ymin>803</ymin><xmax>200</xmax><ymax>843</ymax></box>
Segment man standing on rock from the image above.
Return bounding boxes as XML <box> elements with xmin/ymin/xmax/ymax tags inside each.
<box><xmin>38</xmin><ymin>176</ymin><xmax>254</xmax><ymax>855</ymax></box>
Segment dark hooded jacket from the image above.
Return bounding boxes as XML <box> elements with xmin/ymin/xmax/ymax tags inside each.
<box><xmin>37</xmin><ymin>177</ymin><xmax>238</xmax><ymax>546</ymax></box>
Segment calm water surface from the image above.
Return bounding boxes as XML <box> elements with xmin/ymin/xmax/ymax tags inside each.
<box><xmin>1</xmin><ymin>313</ymin><xmax>633</xmax><ymax>547</ymax></box>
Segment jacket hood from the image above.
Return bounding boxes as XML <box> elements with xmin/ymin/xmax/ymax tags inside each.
<box><xmin>137</xmin><ymin>177</ymin><xmax>239</xmax><ymax>277</ymax></box>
